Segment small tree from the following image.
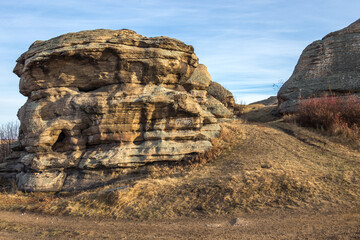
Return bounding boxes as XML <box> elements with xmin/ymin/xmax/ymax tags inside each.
<box><xmin>0</xmin><ymin>121</ymin><xmax>20</xmax><ymax>162</ymax></box>
<box><xmin>273</xmin><ymin>79</ymin><xmax>285</xmax><ymax>94</ymax></box>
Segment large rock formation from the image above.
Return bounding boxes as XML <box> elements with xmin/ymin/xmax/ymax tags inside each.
<box><xmin>0</xmin><ymin>29</ymin><xmax>233</xmax><ymax>191</ymax></box>
<box><xmin>278</xmin><ymin>19</ymin><xmax>360</xmax><ymax>113</ymax></box>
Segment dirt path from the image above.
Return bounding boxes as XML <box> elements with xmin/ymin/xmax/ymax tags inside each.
<box><xmin>0</xmin><ymin>209</ymin><xmax>359</xmax><ymax>239</ymax></box>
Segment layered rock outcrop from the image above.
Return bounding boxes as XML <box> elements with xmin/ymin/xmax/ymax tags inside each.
<box><xmin>278</xmin><ymin>19</ymin><xmax>360</xmax><ymax>113</ymax></box>
<box><xmin>0</xmin><ymin>29</ymin><xmax>233</xmax><ymax>191</ymax></box>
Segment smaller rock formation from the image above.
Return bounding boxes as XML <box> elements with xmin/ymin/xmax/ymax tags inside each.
<box><xmin>250</xmin><ymin>96</ymin><xmax>277</xmax><ymax>106</ymax></box>
<box><xmin>278</xmin><ymin>19</ymin><xmax>360</xmax><ymax>113</ymax></box>
<box><xmin>207</xmin><ymin>82</ymin><xmax>235</xmax><ymax>109</ymax></box>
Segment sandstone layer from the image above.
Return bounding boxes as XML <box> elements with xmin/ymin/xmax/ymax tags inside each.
<box><xmin>0</xmin><ymin>29</ymin><xmax>233</xmax><ymax>191</ymax></box>
<box><xmin>278</xmin><ymin>19</ymin><xmax>360</xmax><ymax>113</ymax></box>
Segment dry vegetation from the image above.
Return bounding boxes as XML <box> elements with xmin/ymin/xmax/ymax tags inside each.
<box><xmin>233</xmin><ymin>100</ymin><xmax>246</xmax><ymax>117</ymax></box>
<box><xmin>0</xmin><ymin>121</ymin><xmax>19</xmax><ymax>162</ymax></box>
<box><xmin>239</xmin><ymin>103</ymin><xmax>279</xmax><ymax>123</ymax></box>
<box><xmin>295</xmin><ymin>94</ymin><xmax>360</xmax><ymax>140</ymax></box>
<box><xmin>0</xmin><ymin>99</ymin><xmax>359</xmax><ymax>225</ymax></box>
<box><xmin>0</xmin><ymin>112</ymin><xmax>359</xmax><ymax>220</ymax></box>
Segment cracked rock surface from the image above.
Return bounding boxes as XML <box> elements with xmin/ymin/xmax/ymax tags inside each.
<box><xmin>278</xmin><ymin>19</ymin><xmax>360</xmax><ymax>113</ymax></box>
<box><xmin>1</xmin><ymin>29</ymin><xmax>234</xmax><ymax>191</ymax></box>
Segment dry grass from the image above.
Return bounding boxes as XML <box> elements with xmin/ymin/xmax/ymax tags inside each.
<box><xmin>233</xmin><ymin>103</ymin><xmax>246</xmax><ymax>117</ymax></box>
<box><xmin>240</xmin><ymin>104</ymin><xmax>279</xmax><ymax>123</ymax></box>
<box><xmin>0</xmin><ymin>115</ymin><xmax>359</xmax><ymax>219</ymax></box>
<box><xmin>73</xmin><ymin>169</ymin><xmax>314</xmax><ymax>219</ymax></box>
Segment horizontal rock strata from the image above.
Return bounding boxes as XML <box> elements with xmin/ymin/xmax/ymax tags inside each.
<box><xmin>278</xmin><ymin>19</ymin><xmax>360</xmax><ymax>113</ymax></box>
<box><xmin>1</xmin><ymin>29</ymin><xmax>233</xmax><ymax>191</ymax></box>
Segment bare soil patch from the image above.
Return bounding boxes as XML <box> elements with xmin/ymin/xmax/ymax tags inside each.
<box><xmin>0</xmin><ymin>209</ymin><xmax>359</xmax><ymax>239</ymax></box>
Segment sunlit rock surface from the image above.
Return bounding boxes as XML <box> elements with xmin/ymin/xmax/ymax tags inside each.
<box><xmin>1</xmin><ymin>29</ymin><xmax>233</xmax><ymax>191</ymax></box>
<box><xmin>278</xmin><ymin>19</ymin><xmax>360</xmax><ymax>113</ymax></box>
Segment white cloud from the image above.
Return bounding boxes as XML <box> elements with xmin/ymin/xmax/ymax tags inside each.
<box><xmin>0</xmin><ymin>0</ymin><xmax>360</xmax><ymax>123</ymax></box>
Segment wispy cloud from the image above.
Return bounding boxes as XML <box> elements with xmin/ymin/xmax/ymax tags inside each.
<box><xmin>0</xmin><ymin>0</ymin><xmax>360</xmax><ymax>123</ymax></box>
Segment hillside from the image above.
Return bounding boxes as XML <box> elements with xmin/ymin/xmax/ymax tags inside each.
<box><xmin>0</xmin><ymin>104</ymin><xmax>359</xmax><ymax>239</ymax></box>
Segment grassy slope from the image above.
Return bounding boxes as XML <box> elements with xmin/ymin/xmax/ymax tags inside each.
<box><xmin>0</xmin><ymin>104</ymin><xmax>359</xmax><ymax>219</ymax></box>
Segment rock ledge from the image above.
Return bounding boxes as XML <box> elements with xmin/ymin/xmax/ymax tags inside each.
<box><xmin>1</xmin><ymin>29</ymin><xmax>234</xmax><ymax>191</ymax></box>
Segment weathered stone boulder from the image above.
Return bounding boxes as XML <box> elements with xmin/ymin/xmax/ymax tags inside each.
<box><xmin>1</xmin><ymin>29</ymin><xmax>233</xmax><ymax>191</ymax></box>
<box><xmin>206</xmin><ymin>81</ymin><xmax>235</xmax><ymax>110</ymax></box>
<box><xmin>278</xmin><ymin>19</ymin><xmax>360</xmax><ymax>113</ymax></box>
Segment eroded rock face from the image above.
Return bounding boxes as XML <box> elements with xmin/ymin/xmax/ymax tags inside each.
<box><xmin>1</xmin><ymin>29</ymin><xmax>233</xmax><ymax>191</ymax></box>
<box><xmin>278</xmin><ymin>19</ymin><xmax>360</xmax><ymax>113</ymax></box>
<box><xmin>206</xmin><ymin>82</ymin><xmax>235</xmax><ymax>110</ymax></box>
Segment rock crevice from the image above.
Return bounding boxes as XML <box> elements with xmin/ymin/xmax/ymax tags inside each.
<box><xmin>1</xmin><ymin>29</ymin><xmax>234</xmax><ymax>191</ymax></box>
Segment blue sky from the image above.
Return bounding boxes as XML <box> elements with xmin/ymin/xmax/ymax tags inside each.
<box><xmin>0</xmin><ymin>0</ymin><xmax>359</xmax><ymax>123</ymax></box>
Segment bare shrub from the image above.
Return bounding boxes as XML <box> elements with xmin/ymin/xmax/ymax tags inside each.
<box><xmin>0</xmin><ymin>121</ymin><xmax>20</xmax><ymax>162</ymax></box>
<box><xmin>234</xmin><ymin>101</ymin><xmax>246</xmax><ymax>117</ymax></box>
<box><xmin>296</xmin><ymin>95</ymin><xmax>360</xmax><ymax>139</ymax></box>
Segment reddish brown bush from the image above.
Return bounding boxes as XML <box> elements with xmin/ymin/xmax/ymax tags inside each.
<box><xmin>296</xmin><ymin>95</ymin><xmax>360</xmax><ymax>138</ymax></box>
